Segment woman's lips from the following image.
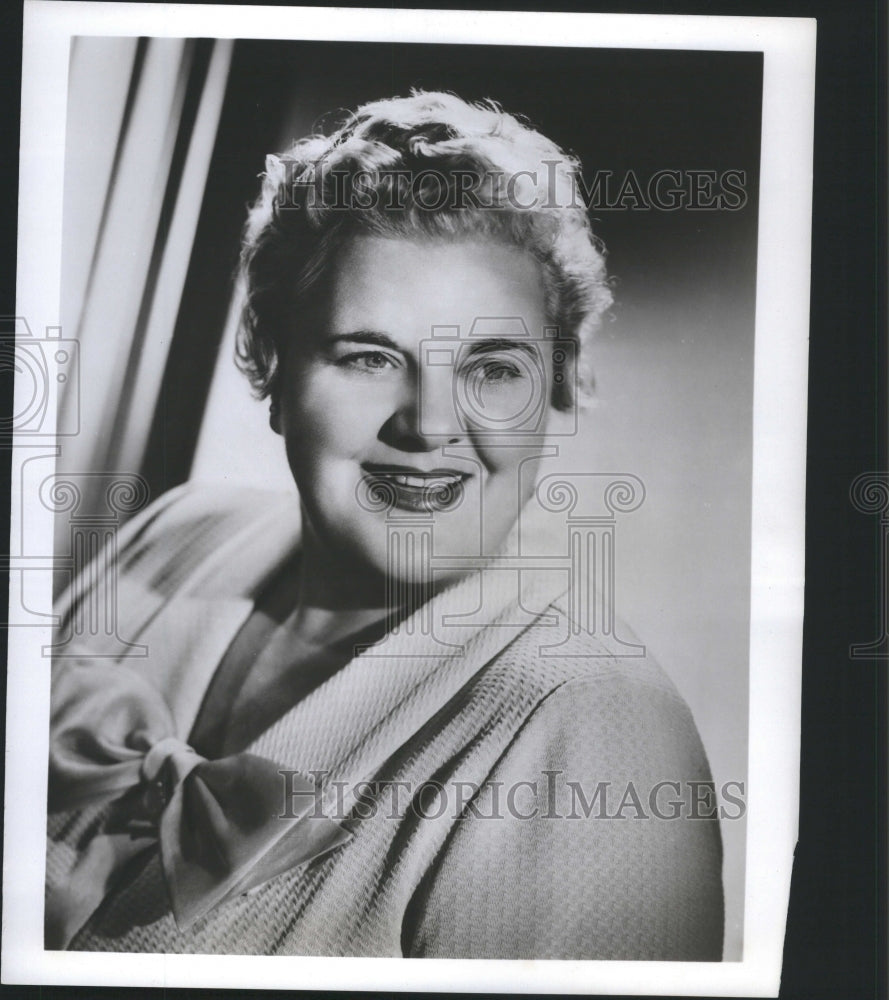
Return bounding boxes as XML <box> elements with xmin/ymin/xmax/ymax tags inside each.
<box><xmin>361</xmin><ymin>466</ymin><xmax>468</xmax><ymax>513</ymax></box>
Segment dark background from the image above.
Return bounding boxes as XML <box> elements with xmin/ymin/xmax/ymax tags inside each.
<box><xmin>1</xmin><ymin>2</ymin><xmax>886</xmax><ymax>1000</ymax></box>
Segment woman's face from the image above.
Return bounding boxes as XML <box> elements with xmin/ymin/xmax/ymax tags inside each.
<box><xmin>276</xmin><ymin>234</ymin><xmax>562</xmax><ymax>584</ymax></box>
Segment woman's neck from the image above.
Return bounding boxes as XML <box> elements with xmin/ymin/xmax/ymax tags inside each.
<box><xmin>289</xmin><ymin>518</ymin><xmax>394</xmax><ymax>647</ymax></box>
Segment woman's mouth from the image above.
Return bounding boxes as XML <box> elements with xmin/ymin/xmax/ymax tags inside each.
<box><xmin>360</xmin><ymin>465</ymin><xmax>468</xmax><ymax>513</ymax></box>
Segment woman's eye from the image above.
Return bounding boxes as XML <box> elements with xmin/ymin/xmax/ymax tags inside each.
<box><xmin>339</xmin><ymin>351</ymin><xmax>397</xmax><ymax>373</ymax></box>
<box><xmin>464</xmin><ymin>357</ymin><xmax>523</xmax><ymax>384</ymax></box>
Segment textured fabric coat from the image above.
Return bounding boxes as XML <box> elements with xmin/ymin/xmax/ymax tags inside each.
<box><xmin>46</xmin><ymin>484</ymin><xmax>724</xmax><ymax>959</ymax></box>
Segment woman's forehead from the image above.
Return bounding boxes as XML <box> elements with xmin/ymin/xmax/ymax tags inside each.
<box><xmin>322</xmin><ymin>233</ymin><xmax>549</xmax><ymax>341</ymax></box>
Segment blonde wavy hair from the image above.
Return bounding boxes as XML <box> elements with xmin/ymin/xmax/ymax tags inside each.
<box><xmin>236</xmin><ymin>90</ymin><xmax>612</xmax><ymax>408</ymax></box>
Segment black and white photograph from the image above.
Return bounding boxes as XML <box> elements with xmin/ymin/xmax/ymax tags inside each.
<box><xmin>3</xmin><ymin>4</ymin><xmax>817</xmax><ymax>994</ymax></box>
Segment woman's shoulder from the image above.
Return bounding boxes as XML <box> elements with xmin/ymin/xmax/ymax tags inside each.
<box><xmin>411</xmin><ymin>623</ymin><xmax>724</xmax><ymax>960</ymax></box>
<box><xmin>498</xmin><ymin>595</ymin><xmax>698</xmax><ymax>732</ymax></box>
<box><xmin>499</xmin><ymin>656</ymin><xmax>712</xmax><ymax>786</ymax></box>
<box><xmin>473</xmin><ymin>600</ymin><xmax>717</xmax><ymax>825</ymax></box>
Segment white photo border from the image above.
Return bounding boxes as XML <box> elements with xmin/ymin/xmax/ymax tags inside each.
<box><xmin>5</xmin><ymin>3</ymin><xmax>815</xmax><ymax>995</ymax></box>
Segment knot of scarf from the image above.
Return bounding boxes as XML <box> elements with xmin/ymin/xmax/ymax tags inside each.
<box><xmin>46</xmin><ymin>661</ymin><xmax>350</xmax><ymax>949</ymax></box>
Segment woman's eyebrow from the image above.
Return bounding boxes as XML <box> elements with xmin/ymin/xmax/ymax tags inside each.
<box><xmin>462</xmin><ymin>337</ymin><xmax>540</xmax><ymax>358</ymax></box>
<box><xmin>327</xmin><ymin>331</ymin><xmax>403</xmax><ymax>351</ymax></box>
<box><xmin>325</xmin><ymin>332</ymin><xmax>540</xmax><ymax>358</ymax></box>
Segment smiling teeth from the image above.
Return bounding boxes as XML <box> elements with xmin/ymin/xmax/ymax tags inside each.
<box><xmin>392</xmin><ymin>474</ymin><xmax>461</xmax><ymax>488</ymax></box>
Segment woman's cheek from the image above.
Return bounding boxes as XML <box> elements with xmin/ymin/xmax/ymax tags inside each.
<box><xmin>310</xmin><ymin>367</ymin><xmax>395</xmax><ymax>418</ymax></box>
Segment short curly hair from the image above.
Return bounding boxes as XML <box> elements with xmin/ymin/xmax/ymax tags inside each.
<box><xmin>236</xmin><ymin>90</ymin><xmax>612</xmax><ymax>409</ymax></box>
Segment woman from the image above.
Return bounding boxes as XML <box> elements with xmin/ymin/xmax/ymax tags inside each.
<box><xmin>46</xmin><ymin>91</ymin><xmax>724</xmax><ymax>958</ymax></box>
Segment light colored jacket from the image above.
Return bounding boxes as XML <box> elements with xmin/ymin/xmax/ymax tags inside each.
<box><xmin>46</xmin><ymin>483</ymin><xmax>723</xmax><ymax>958</ymax></box>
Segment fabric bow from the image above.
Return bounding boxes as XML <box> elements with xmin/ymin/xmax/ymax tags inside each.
<box><xmin>46</xmin><ymin>661</ymin><xmax>351</xmax><ymax>949</ymax></box>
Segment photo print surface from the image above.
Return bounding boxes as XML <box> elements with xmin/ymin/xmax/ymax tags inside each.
<box><xmin>6</xmin><ymin>6</ymin><xmax>814</xmax><ymax>995</ymax></box>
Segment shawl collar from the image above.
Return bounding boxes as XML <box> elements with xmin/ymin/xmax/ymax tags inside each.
<box><xmin>64</xmin><ymin>489</ymin><xmax>573</xmax><ymax>816</ymax></box>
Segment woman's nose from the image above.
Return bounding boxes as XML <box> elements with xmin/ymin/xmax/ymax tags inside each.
<box><xmin>379</xmin><ymin>369</ymin><xmax>465</xmax><ymax>451</ymax></box>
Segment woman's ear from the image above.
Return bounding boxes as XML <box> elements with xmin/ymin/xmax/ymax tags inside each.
<box><xmin>269</xmin><ymin>399</ymin><xmax>282</xmax><ymax>434</ymax></box>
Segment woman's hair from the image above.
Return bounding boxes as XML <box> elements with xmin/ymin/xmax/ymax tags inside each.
<box><xmin>236</xmin><ymin>90</ymin><xmax>612</xmax><ymax>409</ymax></box>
